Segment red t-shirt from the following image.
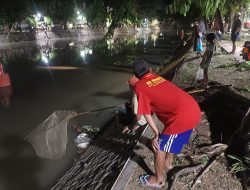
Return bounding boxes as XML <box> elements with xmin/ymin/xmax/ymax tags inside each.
<box><xmin>135</xmin><ymin>73</ymin><xmax>201</xmax><ymax>134</ymax></box>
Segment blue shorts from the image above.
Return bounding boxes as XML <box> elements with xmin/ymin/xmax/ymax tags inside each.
<box><xmin>158</xmin><ymin>129</ymin><xmax>193</xmax><ymax>154</ymax></box>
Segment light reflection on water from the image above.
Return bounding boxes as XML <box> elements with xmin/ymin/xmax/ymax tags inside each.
<box><xmin>0</xmin><ymin>30</ymin><xmax>179</xmax><ymax>148</ymax></box>
<box><xmin>0</xmin><ymin>30</ymin><xmax>180</xmax><ymax>190</ymax></box>
<box><xmin>0</xmin><ymin>31</ymin><xmax>179</xmax><ymax>72</ymax></box>
<box><xmin>0</xmin><ymin>31</ymin><xmax>179</xmax><ymax>142</ymax></box>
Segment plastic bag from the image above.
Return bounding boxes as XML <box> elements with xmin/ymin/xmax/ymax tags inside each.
<box><xmin>196</xmin><ymin>38</ymin><xmax>203</xmax><ymax>52</ymax></box>
<box><xmin>74</xmin><ymin>133</ymin><xmax>92</xmax><ymax>149</ymax></box>
<box><xmin>196</xmin><ymin>67</ymin><xmax>204</xmax><ymax>81</ymax></box>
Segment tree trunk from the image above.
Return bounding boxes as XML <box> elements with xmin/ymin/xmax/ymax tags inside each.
<box><xmin>105</xmin><ymin>9</ymin><xmax>120</xmax><ymax>39</ymax></box>
<box><xmin>104</xmin><ymin>0</ymin><xmax>128</xmax><ymax>39</ymax></box>
<box><xmin>63</xmin><ymin>21</ymin><xmax>68</xmax><ymax>30</ymax></box>
<box><xmin>240</xmin><ymin>4</ymin><xmax>245</xmax><ymax>22</ymax></box>
<box><xmin>227</xmin><ymin>11</ymin><xmax>234</xmax><ymax>32</ymax></box>
<box><xmin>214</xmin><ymin>9</ymin><xmax>224</xmax><ymax>34</ymax></box>
<box><xmin>105</xmin><ymin>20</ymin><xmax>117</xmax><ymax>39</ymax></box>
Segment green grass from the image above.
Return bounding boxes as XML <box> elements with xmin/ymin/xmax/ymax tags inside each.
<box><xmin>215</xmin><ymin>61</ymin><xmax>250</xmax><ymax>71</ymax></box>
<box><xmin>199</xmin><ymin>155</ymin><xmax>209</xmax><ymax>165</ymax></box>
<box><xmin>228</xmin><ymin>154</ymin><xmax>250</xmax><ymax>174</ymax></box>
<box><xmin>240</xmin><ymin>86</ymin><xmax>250</xmax><ymax>93</ymax></box>
<box><xmin>237</xmin><ymin>61</ymin><xmax>250</xmax><ymax>71</ymax></box>
<box><xmin>214</xmin><ymin>63</ymin><xmax>237</xmax><ymax>69</ymax></box>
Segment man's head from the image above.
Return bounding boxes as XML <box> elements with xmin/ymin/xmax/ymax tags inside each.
<box><xmin>133</xmin><ymin>59</ymin><xmax>150</xmax><ymax>79</ymax></box>
<box><xmin>206</xmin><ymin>33</ymin><xmax>216</xmax><ymax>43</ymax></box>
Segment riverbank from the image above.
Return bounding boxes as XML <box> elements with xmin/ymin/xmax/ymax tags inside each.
<box><xmin>124</xmin><ymin>37</ymin><xmax>250</xmax><ymax>189</ymax></box>
<box><xmin>0</xmin><ymin>27</ymin><xmax>160</xmax><ymax>46</ymax></box>
<box><xmin>173</xmin><ymin>39</ymin><xmax>250</xmax><ymax>100</ymax></box>
<box><xmin>1</xmin><ymin>28</ymin><xmax>249</xmax><ymax>189</ymax></box>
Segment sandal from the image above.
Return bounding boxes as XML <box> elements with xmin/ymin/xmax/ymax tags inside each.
<box><xmin>139</xmin><ymin>174</ymin><xmax>164</xmax><ymax>188</ymax></box>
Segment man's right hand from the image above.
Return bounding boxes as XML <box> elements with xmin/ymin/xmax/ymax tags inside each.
<box><xmin>151</xmin><ymin>134</ymin><xmax>160</xmax><ymax>152</ymax></box>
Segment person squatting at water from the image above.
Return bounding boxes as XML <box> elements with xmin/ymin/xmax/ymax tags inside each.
<box><xmin>127</xmin><ymin>76</ymin><xmax>148</xmax><ymax>133</ymax></box>
<box><xmin>132</xmin><ymin>60</ymin><xmax>201</xmax><ymax>188</ymax></box>
<box><xmin>116</xmin><ymin>76</ymin><xmax>147</xmax><ymax>134</ymax></box>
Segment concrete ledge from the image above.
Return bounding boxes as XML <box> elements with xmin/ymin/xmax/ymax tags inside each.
<box><xmin>111</xmin><ymin>125</ymin><xmax>151</xmax><ymax>190</ymax></box>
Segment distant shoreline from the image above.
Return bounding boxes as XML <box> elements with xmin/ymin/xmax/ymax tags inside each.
<box><xmin>0</xmin><ymin>27</ymin><xmax>162</xmax><ymax>49</ymax></box>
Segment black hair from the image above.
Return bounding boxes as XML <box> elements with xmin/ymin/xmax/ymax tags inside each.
<box><xmin>133</xmin><ymin>59</ymin><xmax>150</xmax><ymax>79</ymax></box>
<box><xmin>206</xmin><ymin>33</ymin><xmax>216</xmax><ymax>43</ymax></box>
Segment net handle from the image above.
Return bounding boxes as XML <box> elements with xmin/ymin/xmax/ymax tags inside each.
<box><xmin>67</xmin><ymin>105</ymin><xmax>118</xmax><ymax>120</ymax></box>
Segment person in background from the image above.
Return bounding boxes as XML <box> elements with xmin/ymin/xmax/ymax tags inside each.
<box><xmin>116</xmin><ymin>101</ymin><xmax>134</xmax><ymax>134</ymax></box>
<box><xmin>0</xmin><ymin>62</ymin><xmax>12</xmax><ymax>108</ymax></box>
<box><xmin>215</xmin><ymin>30</ymin><xmax>223</xmax><ymax>40</ymax></box>
<box><xmin>193</xmin><ymin>21</ymin><xmax>200</xmax><ymax>52</ymax></box>
<box><xmin>133</xmin><ymin>60</ymin><xmax>201</xmax><ymax>188</ymax></box>
<box><xmin>242</xmin><ymin>41</ymin><xmax>250</xmax><ymax>61</ymax></box>
<box><xmin>198</xmin><ymin>19</ymin><xmax>206</xmax><ymax>41</ymax></box>
<box><xmin>194</xmin><ymin>21</ymin><xmax>204</xmax><ymax>56</ymax></box>
<box><xmin>117</xmin><ymin>76</ymin><xmax>147</xmax><ymax>134</ymax></box>
<box><xmin>212</xmin><ymin>20</ymin><xmax>223</xmax><ymax>40</ymax></box>
<box><xmin>199</xmin><ymin>33</ymin><xmax>216</xmax><ymax>88</ymax></box>
<box><xmin>127</xmin><ymin>76</ymin><xmax>147</xmax><ymax>133</ymax></box>
<box><xmin>229</xmin><ymin>12</ymin><xmax>242</xmax><ymax>54</ymax></box>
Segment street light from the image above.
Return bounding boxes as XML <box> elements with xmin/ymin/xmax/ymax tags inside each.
<box><xmin>37</xmin><ymin>12</ymin><xmax>41</xmax><ymax>19</ymax></box>
<box><xmin>77</xmin><ymin>15</ymin><xmax>83</xmax><ymax>21</ymax></box>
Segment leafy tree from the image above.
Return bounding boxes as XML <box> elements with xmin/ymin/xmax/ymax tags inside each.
<box><xmin>0</xmin><ymin>0</ymin><xmax>32</xmax><ymax>30</ymax></box>
<box><xmin>105</xmin><ymin>0</ymin><xmax>138</xmax><ymax>38</ymax></box>
<box><xmin>36</xmin><ymin>0</ymin><xmax>75</xmax><ymax>29</ymax></box>
<box><xmin>165</xmin><ymin>0</ymin><xmax>250</xmax><ymax>33</ymax></box>
<box><xmin>166</xmin><ymin>0</ymin><xmax>227</xmax><ymax>18</ymax></box>
<box><xmin>166</xmin><ymin>0</ymin><xmax>250</xmax><ymax>18</ymax></box>
<box><xmin>85</xmin><ymin>0</ymin><xmax>108</xmax><ymax>28</ymax></box>
<box><xmin>223</xmin><ymin>0</ymin><xmax>250</xmax><ymax>31</ymax></box>
<box><xmin>84</xmin><ymin>0</ymin><xmax>139</xmax><ymax>37</ymax></box>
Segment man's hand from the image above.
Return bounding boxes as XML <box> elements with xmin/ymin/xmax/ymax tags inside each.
<box><xmin>144</xmin><ymin>114</ymin><xmax>160</xmax><ymax>152</ymax></box>
<box><xmin>151</xmin><ymin>134</ymin><xmax>160</xmax><ymax>152</ymax></box>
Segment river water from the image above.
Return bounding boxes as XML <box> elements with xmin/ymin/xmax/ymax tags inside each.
<box><xmin>0</xmin><ymin>30</ymin><xmax>179</xmax><ymax>190</ymax></box>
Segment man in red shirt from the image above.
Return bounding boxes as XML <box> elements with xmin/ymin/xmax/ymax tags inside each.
<box><xmin>134</xmin><ymin>60</ymin><xmax>201</xmax><ymax>188</ymax></box>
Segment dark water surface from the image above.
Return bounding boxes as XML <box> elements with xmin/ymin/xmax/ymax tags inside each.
<box><xmin>0</xmin><ymin>31</ymin><xmax>179</xmax><ymax>190</ymax></box>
